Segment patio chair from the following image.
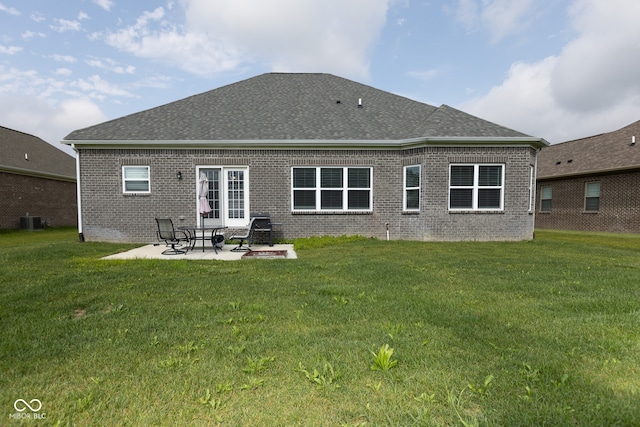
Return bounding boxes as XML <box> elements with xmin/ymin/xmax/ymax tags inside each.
<box><xmin>228</xmin><ymin>217</ymin><xmax>257</xmax><ymax>252</ymax></box>
<box><xmin>155</xmin><ymin>218</ymin><xmax>189</xmax><ymax>255</ymax></box>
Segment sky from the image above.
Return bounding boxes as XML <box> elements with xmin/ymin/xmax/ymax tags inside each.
<box><xmin>2</xmin><ymin>0</ymin><xmax>640</xmax><ymax>157</ymax></box>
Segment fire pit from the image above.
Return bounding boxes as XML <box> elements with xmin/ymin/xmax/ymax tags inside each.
<box><xmin>242</xmin><ymin>250</ymin><xmax>288</xmax><ymax>259</ymax></box>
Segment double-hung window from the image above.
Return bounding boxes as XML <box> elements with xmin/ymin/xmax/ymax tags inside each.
<box><xmin>540</xmin><ymin>186</ymin><xmax>552</xmax><ymax>212</ymax></box>
<box><xmin>585</xmin><ymin>182</ymin><xmax>600</xmax><ymax>212</ymax></box>
<box><xmin>292</xmin><ymin>167</ymin><xmax>372</xmax><ymax>211</ymax></box>
<box><xmin>404</xmin><ymin>165</ymin><xmax>420</xmax><ymax>211</ymax></box>
<box><xmin>449</xmin><ymin>164</ymin><xmax>504</xmax><ymax>211</ymax></box>
<box><xmin>122</xmin><ymin>166</ymin><xmax>150</xmax><ymax>193</ymax></box>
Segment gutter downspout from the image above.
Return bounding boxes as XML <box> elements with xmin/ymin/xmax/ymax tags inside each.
<box><xmin>73</xmin><ymin>144</ymin><xmax>84</xmax><ymax>242</ymax></box>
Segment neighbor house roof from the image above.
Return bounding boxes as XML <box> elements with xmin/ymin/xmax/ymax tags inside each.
<box><xmin>64</xmin><ymin>73</ymin><xmax>546</xmax><ymax>149</ymax></box>
<box><xmin>537</xmin><ymin>119</ymin><xmax>640</xmax><ymax>179</ymax></box>
<box><xmin>0</xmin><ymin>125</ymin><xmax>75</xmax><ymax>181</ymax></box>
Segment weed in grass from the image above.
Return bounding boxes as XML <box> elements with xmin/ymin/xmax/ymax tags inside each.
<box><xmin>371</xmin><ymin>344</ymin><xmax>398</xmax><ymax>371</ymax></box>
<box><xmin>229</xmin><ymin>301</ymin><xmax>241</xmax><ymax>311</ymax></box>
<box><xmin>297</xmin><ymin>361</ymin><xmax>342</xmax><ymax>388</ymax></box>
<box><xmin>243</xmin><ymin>356</ymin><xmax>275</xmax><ymax>374</ymax></box>
<box><xmin>240</xmin><ymin>377</ymin><xmax>264</xmax><ymax>390</ymax></box>
<box><xmin>216</xmin><ymin>382</ymin><xmax>233</xmax><ymax>394</ymax></box>
<box><xmin>227</xmin><ymin>344</ymin><xmax>246</xmax><ymax>355</ymax></box>
<box><xmin>467</xmin><ymin>374</ymin><xmax>494</xmax><ymax>397</ymax></box>
<box><xmin>448</xmin><ymin>388</ymin><xmax>479</xmax><ymax>427</ymax></box>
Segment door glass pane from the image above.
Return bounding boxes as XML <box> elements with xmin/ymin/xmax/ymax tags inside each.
<box><xmin>202</xmin><ymin>169</ymin><xmax>221</xmax><ymax>224</ymax></box>
<box><xmin>227</xmin><ymin>170</ymin><xmax>245</xmax><ymax>219</ymax></box>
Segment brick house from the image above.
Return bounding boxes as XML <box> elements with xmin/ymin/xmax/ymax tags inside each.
<box><xmin>536</xmin><ymin>119</ymin><xmax>640</xmax><ymax>233</ymax></box>
<box><xmin>0</xmin><ymin>126</ymin><xmax>77</xmax><ymax>229</ymax></box>
<box><xmin>63</xmin><ymin>73</ymin><xmax>547</xmax><ymax>243</ymax></box>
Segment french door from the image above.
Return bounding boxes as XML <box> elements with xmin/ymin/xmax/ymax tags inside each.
<box><xmin>197</xmin><ymin>167</ymin><xmax>249</xmax><ymax>227</ymax></box>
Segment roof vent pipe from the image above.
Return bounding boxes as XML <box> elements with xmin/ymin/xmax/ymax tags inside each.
<box><xmin>358</xmin><ymin>98</ymin><xmax>363</xmax><ymax>108</ymax></box>
<box><xmin>632</xmin><ymin>136</ymin><xmax>636</xmax><ymax>146</ymax></box>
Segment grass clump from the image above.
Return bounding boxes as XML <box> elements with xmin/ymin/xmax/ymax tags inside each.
<box><xmin>1</xmin><ymin>228</ymin><xmax>640</xmax><ymax>425</ymax></box>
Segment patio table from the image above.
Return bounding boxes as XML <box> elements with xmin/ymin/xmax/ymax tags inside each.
<box><xmin>178</xmin><ymin>225</ymin><xmax>227</xmax><ymax>254</ymax></box>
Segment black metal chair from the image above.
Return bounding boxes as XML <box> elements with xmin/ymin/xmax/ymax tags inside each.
<box><xmin>155</xmin><ymin>218</ymin><xmax>189</xmax><ymax>255</ymax></box>
<box><xmin>228</xmin><ymin>217</ymin><xmax>257</xmax><ymax>252</ymax></box>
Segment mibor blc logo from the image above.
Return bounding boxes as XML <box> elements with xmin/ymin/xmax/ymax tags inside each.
<box><xmin>10</xmin><ymin>399</ymin><xmax>46</xmax><ymax>420</ymax></box>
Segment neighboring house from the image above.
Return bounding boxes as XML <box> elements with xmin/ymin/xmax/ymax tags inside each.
<box><xmin>536</xmin><ymin>120</ymin><xmax>640</xmax><ymax>233</ymax></box>
<box><xmin>0</xmin><ymin>125</ymin><xmax>77</xmax><ymax>229</ymax></box>
<box><xmin>63</xmin><ymin>73</ymin><xmax>547</xmax><ymax>243</ymax></box>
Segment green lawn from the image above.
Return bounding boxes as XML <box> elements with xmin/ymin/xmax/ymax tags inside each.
<box><xmin>1</xmin><ymin>228</ymin><xmax>639</xmax><ymax>426</ymax></box>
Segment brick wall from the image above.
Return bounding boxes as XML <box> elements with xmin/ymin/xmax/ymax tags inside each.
<box><xmin>536</xmin><ymin>170</ymin><xmax>640</xmax><ymax>233</ymax></box>
<box><xmin>78</xmin><ymin>146</ymin><xmax>537</xmax><ymax>242</ymax></box>
<box><xmin>0</xmin><ymin>172</ymin><xmax>77</xmax><ymax>229</ymax></box>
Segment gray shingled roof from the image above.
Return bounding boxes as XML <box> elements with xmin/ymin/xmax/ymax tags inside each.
<box><xmin>65</xmin><ymin>73</ymin><xmax>534</xmax><ymax>143</ymax></box>
<box><xmin>0</xmin><ymin>126</ymin><xmax>75</xmax><ymax>180</ymax></box>
<box><xmin>537</xmin><ymin>119</ymin><xmax>640</xmax><ymax>179</ymax></box>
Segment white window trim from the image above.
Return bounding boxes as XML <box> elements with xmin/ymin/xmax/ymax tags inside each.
<box><xmin>122</xmin><ymin>165</ymin><xmax>150</xmax><ymax>194</ymax></box>
<box><xmin>291</xmin><ymin>166</ymin><xmax>373</xmax><ymax>212</ymax></box>
<box><xmin>403</xmin><ymin>165</ymin><xmax>421</xmax><ymax>211</ymax></box>
<box><xmin>448</xmin><ymin>164</ymin><xmax>505</xmax><ymax>211</ymax></box>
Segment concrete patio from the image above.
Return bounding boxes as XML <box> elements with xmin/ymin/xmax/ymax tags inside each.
<box><xmin>102</xmin><ymin>243</ymin><xmax>296</xmax><ymax>260</ymax></box>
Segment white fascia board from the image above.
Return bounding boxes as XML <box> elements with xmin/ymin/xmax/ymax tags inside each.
<box><xmin>64</xmin><ymin>136</ymin><xmax>549</xmax><ymax>150</ymax></box>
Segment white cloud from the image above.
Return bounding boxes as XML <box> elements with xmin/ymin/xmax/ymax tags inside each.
<box><xmin>460</xmin><ymin>0</ymin><xmax>640</xmax><ymax>143</ymax></box>
<box><xmin>78</xmin><ymin>11</ymin><xmax>90</xmax><ymax>21</ymax></box>
<box><xmin>550</xmin><ymin>0</ymin><xmax>640</xmax><ymax>113</ymax></box>
<box><xmin>50</xmin><ymin>18</ymin><xmax>82</xmax><ymax>33</ymax></box>
<box><xmin>22</xmin><ymin>31</ymin><xmax>46</xmax><ymax>40</ymax></box>
<box><xmin>0</xmin><ymin>45</ymin><xmax>22</xmax><ymax>55</ymax></box>
<box><xmin>407</xmin><ymin>69</ymin><xmax>439</xmax><ymax>82</ymax></box>
<box><xmin>50</xmin><ymin>54</ymin><xmax>77</xmax><ymax>63</ymax></box>
<box><xmin>55</xmin><ymin>68</ymin><xmax>73</xmax><ymax>76</ymax></box>
<box><xmin>104</xmin><ymin>0</ymin><xmax>390</xmax><ymax>79</ymax></box>
<box><xmin>184</xmin><ymin>0</ymin><xmax>389</xmax><ymax>78</ymax></box>
<box><xmin>31</xmin><ymin>12</ymin><xmax>45</xmax><ymax>23</ymax></box>
<box><xmin>93</xmin><ymin>0</ymin><xmax>114</xmax><ymax>12</ymax></box>
<box><xmin>448</xmin><ymin>0</ymin><xmax>536</xmax><ymax>42</ymax></box>
<box><xmin>0</xmin><ymin>3</ymin><xmax>20</xmax><ymax>16</ymax></box>
<box><xmin>71</xmin><ymin>75</ymin><xmax>134</xmax><ymax>100</ymax></box>
<box><xmin>0</xmin><ymin>93</ymin><xmax>106</xmax><ymax>155</ymax></box>
<box><xmin>86</xmin><ymin>57</ymin><xmax>136</xmax><ymax>74</ymax></box>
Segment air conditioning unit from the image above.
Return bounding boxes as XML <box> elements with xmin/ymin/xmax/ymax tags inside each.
<box><xmin>20</xmin><ymin>216</ymin><xmax>42</xmax><ymax>230</ymax></box>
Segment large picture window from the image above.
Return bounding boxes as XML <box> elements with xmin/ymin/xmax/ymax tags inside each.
<box><xmin>122</xmin><ymin>166</ymin><xmax>150</xmax><ymax>193</ymax></box>
<box><xmin>449</xmin><ymin>164</ymin><xmax>504</xmax><ymax>211</ymax></box>
<box><xmin>404</xmin><ymin>165</ymin><xmax>420</xmax><ymax>211</ymax></box>
<box><xmin>292</xmin><ymin>167</ymin><xmax>372</xmax><ymax>211</ymax></box>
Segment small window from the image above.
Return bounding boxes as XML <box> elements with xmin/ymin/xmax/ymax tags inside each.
<box><xmin>449</xmin><ymin>164</ymin><xmax>504</xmax><ymax>211</ymax></box>
<box><xmin>123</xmin><ymin>166</ymin><xmax>150</xmax><ymax>193</ymax></box>
<box><xmin>404</xmin><ymin>165</ymin><xmax>420</xmax><ymax>211</ymax></box>
<box><xmin>540</xmin><ymin>186</ymin><xmax>552</xmax><ymax>212</ymax></box>
<box><xmin>585</xmin><ymin>182</ymin><xmax>600</xmax><ymax>212</ymax></box>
